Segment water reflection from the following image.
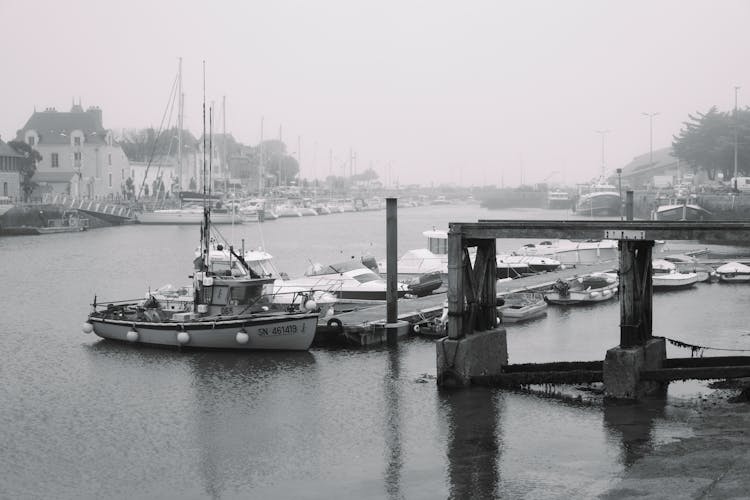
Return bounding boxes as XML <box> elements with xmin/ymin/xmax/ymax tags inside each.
<box><xmin>187</xmin><ymin>349</ymin><xmax>316</xmax><ymax>499</ymax></box>
<box><xmin>383</xmin><ymin>346</ymin><xmax>403</xmax><ymax>500</ymax></box>
<box><xmin>440</xmin><ymin>387</ymin><xmax>501</xmax><ymax>499</ymax></box>
<box><xmin>603</xmin><ymin>398</ymin><xmax>666</xmax><ymax>467</ymax></box>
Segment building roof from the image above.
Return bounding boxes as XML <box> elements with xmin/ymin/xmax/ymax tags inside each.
<box><xmin>17</xmin><ymin>104</ymin><xmax>108</xmax><ymax>146</ymax></box>
<box><xmin>620</xmin><ymin>147</ymin><xmax>679</xmax><ymax>178</ymax></box>
<box><xmin>0</xmin><ymin>139</ymin><xmax>23</xmax><ymax>158</ymax></box>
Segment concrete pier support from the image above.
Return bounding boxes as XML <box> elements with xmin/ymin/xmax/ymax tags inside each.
<box><xmin>437</xmin><ymin>328</ymin><xmax>508</xmax><ymax>387</ymax></box>
<box><xmin>603</xmin><ymin>337</ymin><xmax>666</xmax><ymax>399</ymax></box>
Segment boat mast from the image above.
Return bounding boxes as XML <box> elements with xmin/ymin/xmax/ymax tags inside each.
<box><xmin>177</xmin><ymin>57</ymin><xmax>183</xmax><ymax>199</ymax></box>
<box><xmin>201</xmin><ymin>60</ymin><xmax>209</xmax><ymax>271</ymax></box>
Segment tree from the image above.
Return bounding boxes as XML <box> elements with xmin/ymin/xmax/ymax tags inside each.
<box><xmin>672</xmin><ymin>106</ymin><xmax>750</xmax><ymax>180</ymax></box>
<box><xmin>8</xmin><ymin>140</ymin><xmax>42</xmax><ymax>202</ymax></box>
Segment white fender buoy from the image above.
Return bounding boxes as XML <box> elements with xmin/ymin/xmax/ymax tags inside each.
<box><xmin>126</xmin><ymin>330</ymin><xmax>139</xmax><ymax>342</ymax></box>
<box><xmin>82</xmin><ymin>322</ymin><xmax>94</xmax><ymax>334</ymax></box>
<box><xmin>236</xmin><ymin>331</ymin><xmax>249</xmax><ymax>344</ymax></box>
<box><xmin>413</xmin><ymin>324</ymin><xmax>421</xmax><ymax>333</ymax></box>
<box><xmin>177</xmin><ymin>331</ymin><xmax>190</xmax><ymax>344</ymax></box>
<box><xmin>304</xmin><ymin>299</ymin><xmax>317</xmax><ymax>311</ymax></box>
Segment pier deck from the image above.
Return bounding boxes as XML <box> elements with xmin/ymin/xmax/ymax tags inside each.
<box><xmin>315</xmin><ymin>260</ymin><xmax>619</xmax><ymax>346</ymax></box>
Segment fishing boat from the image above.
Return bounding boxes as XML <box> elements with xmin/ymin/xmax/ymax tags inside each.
<box><xmin>83</xmin><ymin>74</ymin><xmax>318</xmax><ymax>350</ymax></box>
<box><xmin>544</xmin><ymin>273</ymin><xmax>618</xmax><ymax>305</ymax></box>
<box><xmin>574</xmin><ymin>180</ymin><xmax>621</xmax><ymax>216</ymax></box>
<box><xmin>498</xmin><ymin>292</ymin><xmax>548</xmax><ymax>323</ymax></box>
<box><xmin>652</xmin><ymin>200</ymin><xmax>711</xmax><ymax>221</ymax></box>
<box><xmin>516</xmin><ymin>239</ymin><xmax>618</xmax><ymax>265</ymax></box>
<box><xmin>716</xmin><ymin>262</ymin><xmax>750</xmax><ymax>283</ymax></box>
<box><xmin>651</xmin><ymin>259</ymin><xmax>699</xmax><ymax>289</ymax></box>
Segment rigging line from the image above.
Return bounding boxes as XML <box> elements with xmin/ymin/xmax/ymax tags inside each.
<box><xmin>137</xmin><ymin>71</ymin><xmax>179</xmax><ymax>200</ymax></box>
<box><xmin>658</xmin><ymin>335</ymin><xmax>750</xmax><ymax>353</ymax></box>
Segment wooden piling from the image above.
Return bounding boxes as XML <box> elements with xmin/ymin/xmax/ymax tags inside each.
<box><xmin>618</xmin><ymin>240</ymin><xmax>653</xmax><ymax>347</ymax></box>
<box><xmin>386</xmin><ymin>198</ymin><xmax>397</xmax><ymax>325</ymax></box>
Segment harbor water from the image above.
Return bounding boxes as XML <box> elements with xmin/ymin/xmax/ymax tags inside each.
<box><xmin>2</xmin><ymin>204</ymin><xmax>750</xmax><ymax>499</ymax></box>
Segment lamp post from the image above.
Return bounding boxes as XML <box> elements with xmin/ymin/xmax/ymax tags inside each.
<box><xmin>616</xmin><ymin>168</ymin><xmax>623</xmax><ymax>220</ymax></box>
<box><xmin>734</xmin><ymin>86</ymin><xmax>741</xmax><ymax>183</ymax></box>
<box><xmin>642</xmin><ymin>112</ymin><xmax>659</xmax><ymax>165</ymax></box>
<box><xmin>595</xmin><ymin>129</ymin><xmax>610</xmax><ymax>179</ymax></box>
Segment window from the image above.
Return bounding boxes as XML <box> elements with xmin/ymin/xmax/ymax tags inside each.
<box><xmin>121</xmin><ymin>168</ymin><xmax>124</xmax><ymax>180</ymax></box>
<box><xmin>28</xmin><ymin>136</ymin><xmax>35</xmax><ymax>146</ymax></box>
<box><xmin>2</xmin><ymin>182</ymin><xmax>7</xmax><ymax>196</ymax></box>
<box><xmin>108</xmin><ymin>153</ymin><xmax>112</xmax><ymax>166</ymax></box>
<box><xmin>74</xmin><ymin>136</ymin><xmax>81</xmax><ymax>146</ymax></box>
<box><xmin>108</xmin><ymin>172</ymin><xmax>112</xmax><ymax>187</ymax></box>
<box><xmin>51</xmin><ymin>153</ymin><xmax>59</xmax><ymax>168</ymax></box>
<box><xmin>74</xmin><ymin>152</ymin><xmax>81</xmax><ymax>161</ymax></box>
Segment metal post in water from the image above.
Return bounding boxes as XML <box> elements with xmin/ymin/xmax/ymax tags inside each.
<box><xmin>626</xmin><ymin>190</ymin><xmax>634</xmax><ymax>221</ymax></box>
<box><xmin>386</xmin><ymin>198</ymin><xmax>397</xmax><ymax>325</ymax></box>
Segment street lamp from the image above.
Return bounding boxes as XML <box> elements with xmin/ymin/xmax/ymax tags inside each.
<box><xmin>642</xmin><ymin>112</ymin><xmax>659</xmax><ymax>165</ymax></box>
<box><xmin>616</xmin><ymin>168</ymin><xmax>623</xmax><ymax>220</ymax></box>
<box><xmin>734</xmin><ymin>86</ymin><xmax>741</xmax><ymax>184</ymax></box>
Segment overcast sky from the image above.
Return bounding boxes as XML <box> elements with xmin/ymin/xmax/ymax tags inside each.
<box><xmin>1</xmin><ymin>0</ymin><xmax>748</xmax><ymax>187</ymax></box>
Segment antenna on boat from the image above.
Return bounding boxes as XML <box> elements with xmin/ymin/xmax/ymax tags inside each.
<box><xmin>200</xmin><ymin>60</ymin><xmax>209</xmax><ymax>272</ymax></box>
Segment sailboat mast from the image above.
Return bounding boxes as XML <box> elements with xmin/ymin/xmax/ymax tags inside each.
<box><xmin>201</xmin><ymin>61</ymin><xmax>209</xmax><ymax>271</ymax></box>
<box><xmin>259</xmin><ymin>116</ymin><xmax>264</xmax><ymax>194</ymax></box>
<box><xmin>177</xmin><ymin>57</ymin><xmax>183</xmax><ymax>195</ymax></box>
<box><xmin>222</xmin><ymin>95</ymin><xmax>227</xmax><ymax>194</ymax></box>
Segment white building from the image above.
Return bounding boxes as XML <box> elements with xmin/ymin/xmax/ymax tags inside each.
<box><xmin>128</xmin><ymin>156</ymin><xmax>179</xmax><ymax>198</ymax></box>
<box><xmin>17</xmin><ymin>102</ymin><xmax>130</xmax><ymax>199</ymax></box>
<box><xmin>0</xmin><ymin>139</ymin><xmax>23</xmax><ymax>200</ymax></box>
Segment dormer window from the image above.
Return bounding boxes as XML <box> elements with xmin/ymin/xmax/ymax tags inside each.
<box><xmin>74</xmin><ymin>137</ymin><xmax>81</xmax><ymax>147</ymax></box>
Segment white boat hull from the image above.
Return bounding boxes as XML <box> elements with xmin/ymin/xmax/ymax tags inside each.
<box><xmin>89</xmin><ymin>313</ymin><xmax>317</xmax><ymax>350</ymax></box>
<box><xmin>653</xmin><ymin>273</ymin><xmax>699</xmax><ymax>288</ymax></box>
<box><xmin>498</xmin><ymin>293</ymin><xmax>548</xmax><ymax>323</ymax></box>
<box><xmin>718</xmin><ymin>273</ymin><xmax>750</xmax><ymax>283</ymax></box>
<box><xmin>137</xmin><ymin>210</ymin><xmax>241</xmax><ymax>225</ymax></box>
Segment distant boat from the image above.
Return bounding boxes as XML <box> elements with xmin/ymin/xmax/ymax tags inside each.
<box><xmin>382</xmin><ymin>229</ymin><xmax>559</xmax><ymax>280</ymax></box>
<box><xmin>574</xmin><ymin>180</ymin><xmax>621</xmax><ymax>216</ymax></box>
<box><xmin>653</xmin><ymin>200</ymin><xmax>711</xmax><ymax>221</ymax></box>
<box><xmin>546</xmin><ymin>189</ymin><xmax>571</xmax><ymax>209</ymax></box>
<box><xmin>517</xmin><ymin>239</ymin><xmax>618</xmax><ymax>265</ymax></box>
<box><xmin>137</xmin><ymin>206</ymin><xmax>241</xmax><ymax>225</ymax></box>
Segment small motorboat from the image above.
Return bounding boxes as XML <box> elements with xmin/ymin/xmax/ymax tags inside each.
<box><xmin>716</xmin><ymin>262</ymin><xmax>750</xmax><ymax>283</ymax></box>
<box><xmin>498</xmin><ymin>292</ymin><xmax>548</xmax><ymax>323</ymax></box>
<box><xmin>652</xmin><ymin>259</ymin><xmax>700</xmax><ymax>289</ymax></box>
<box><xmin>544</xmin><ymin>273</ymin><xmax>618</xmax><ymax>305</ymax></box>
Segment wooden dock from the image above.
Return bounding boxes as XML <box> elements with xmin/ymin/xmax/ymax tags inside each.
<box><xmin>314</xmin><ymin>260</ymin><xmax>619</xmax><ymax>347</ymax></box>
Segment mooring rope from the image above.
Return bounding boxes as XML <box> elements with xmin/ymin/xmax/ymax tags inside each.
<box><xmin>657</xmin><ymin>335</ymin><xmax>750</xmax><ymax>357</ymax></box>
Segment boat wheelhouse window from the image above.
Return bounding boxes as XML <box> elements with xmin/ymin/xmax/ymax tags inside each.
<box><xmin>428</xmin><ymin>237</ymin><xmax>447</xmax><ymax>255</ymax></box>
<box><xmin>211</xmin><ymin>286</ymin><xmax>229</xmax><ymax>305</ymax></box>
<box><xmin>352</xmin><ymin>272</ymin><xmax>381</xmax><ymax>284</ymax></box>
<box><xmin>210</xmin><ymin>259</ymin><xmax>248</xmax><ymax>277</ymax></box>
